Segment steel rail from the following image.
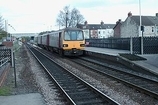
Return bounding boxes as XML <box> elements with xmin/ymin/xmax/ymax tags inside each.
<box><xmin>27</xmin><ymin>45</ymin><xmax>120</xmax><ymax>105</ymax></box>
<box><xmin>71</xmin><ymin>57</ymin><xmax>158</xmax><ymax>99</ymax></box>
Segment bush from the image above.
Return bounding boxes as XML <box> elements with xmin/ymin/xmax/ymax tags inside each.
<box><xmin>0</xmin><ymin>86</ymin><xmax>11</xmax><ymax>96</ymax></box>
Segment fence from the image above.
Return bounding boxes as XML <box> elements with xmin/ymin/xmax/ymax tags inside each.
<box><xmin>0</xmin><ymin>57</ymin><xmax>9</xmax><ymax>68</ymax></box>
<box><xmin>85</xmin><ymin>36</ymin><xmax>158</xmax><ymax>54</ymax></box>
<box><xmin>0</xmin><ymin>48</ymin><xmax>12</xmax><ymax>68</ymax></box>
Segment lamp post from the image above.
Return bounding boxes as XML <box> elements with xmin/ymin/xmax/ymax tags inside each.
<box><xmin>66</xmin><ymin>12</ymin><xmax>68</xmax><ymax>28</ymax></box>
<box><xmin>139</xmin><ymin>0</ymin><xmax>143</xmax><ymax>55</ymax></box>
<box><xmin>139</xmin><ymin>0</ymin><xmax>142</xmax><ymax>36</ymax></box>
<box><xmin>5</xmin><ymin>20</ymin><xmax>8</xmax><ymax>40</ymax></box>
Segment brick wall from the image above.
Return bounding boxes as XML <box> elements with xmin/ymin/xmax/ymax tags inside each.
<box><xmin>2</xmin><ymin>41</ymin><xmax>13</xmax><ymax>48</ymax></box>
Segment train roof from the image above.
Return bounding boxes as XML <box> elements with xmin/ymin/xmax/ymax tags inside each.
<box><xmin>38</xmin><ymin>27</ymin><xmax>82</xmax><ymax>36</ymax></box>
<box><xmin>59</xmin><ymin>27</ymin><xmax>82</xmax><ymax>31</ymax></box>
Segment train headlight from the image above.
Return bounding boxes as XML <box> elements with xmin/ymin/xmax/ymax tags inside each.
<box><xmin>63</xmin><ymin>44</ymin><xmax>68</xmax><ymax>47</ymax></box>
<box><xmin>80</xmin><ymin>44</ymin><xmax>85</xmax><ymax>47</ymax></box>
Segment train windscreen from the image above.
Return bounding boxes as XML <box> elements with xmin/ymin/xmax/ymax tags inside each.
<box><xmin>64</xmin><ymin>30</ymin><xmax>84</xmax><ymax>41</ymax></box>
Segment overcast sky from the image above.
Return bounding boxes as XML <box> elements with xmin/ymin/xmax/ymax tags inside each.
<box><xmin>0</xmin><ymin>0</ymin><xmax>158</xmax><ymax>33</ymax></box>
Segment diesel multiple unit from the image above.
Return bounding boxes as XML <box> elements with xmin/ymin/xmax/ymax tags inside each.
<box><xmin>36</xmin><ymin>27</ymin><xmax>85</xmax><ymax>56</ymax></box>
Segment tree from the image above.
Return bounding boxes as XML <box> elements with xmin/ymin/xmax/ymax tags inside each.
<box><xmin>56</xmin><ymin>6</ymin><xmax>84</xmax><ymax>28</ymax></box>
<box><xmin>0</xmin><ymin>31</ymin><xmax>7</xmax><ymax>40</ymax></box>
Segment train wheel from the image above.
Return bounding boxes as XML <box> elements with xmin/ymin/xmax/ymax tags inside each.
<box><xmin>59</xmin><ymin>49</ymin><xmax>64</xmax><ymax>57</ymax></box>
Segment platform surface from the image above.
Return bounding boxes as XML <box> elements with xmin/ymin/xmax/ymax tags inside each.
<box><xmin>0</xmin><ymin>93</ymin><xmax>46</xmax><ymax>105</ymax></box>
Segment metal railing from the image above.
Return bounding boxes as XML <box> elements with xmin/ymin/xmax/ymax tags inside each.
<box><xmin>85</xmin><ymin>36</ymin><xmax>158</xmax><ymax>54</ymax></box>
<box><xmin>0</xmin><ymin>57</ymin><xmax>9</xmax><ymax>68</ymax></box>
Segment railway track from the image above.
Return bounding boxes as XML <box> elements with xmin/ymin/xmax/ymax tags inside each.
<box><xmin>27</xmin><ymin>45</ymin><xmax>120</xmax><ymax>105</ymax></box>
<box><xmin>70</xmin><ymin>57</ymin><xmax>158</xmax><ymax>99</ymax></box>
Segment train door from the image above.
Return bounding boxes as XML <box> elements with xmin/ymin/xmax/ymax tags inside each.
<box><xmin>58</xmin><ymin>32</ymin><xmax>63</xmax><ymax>57</ymax></box>
<box><xmin>46</xmin><ymin>35</ymin><xmax>49</xmax><ymax>46</ymax></box>
<box><xmin>59</xmin><ymin>32</ymin><xmax>62</xmax><ymax>48</ymax></box>
<box><xmin>40</xmin><ymin>36</ymin><xmax>42</xmax><ymax>46</ymax></box>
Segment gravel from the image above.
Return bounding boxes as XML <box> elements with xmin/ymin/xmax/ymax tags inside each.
<box><xmin>2</xmin><ymin>44</ymin><xmax>65</xmax><ymax>105</ymax></box>
<box><xmin>45</xmin><ymin>51</ymin><xmax>158</xmax><ymax>105</ymax></box>
<box><xmin>2</xmin><ymin>44</ymin><xmax>158</xmax><ymax>105</ymax></box>
<box><xmin>62</xmin><ymin>61</ymin><xmax>158</xmax><ymax>105</ymax></box>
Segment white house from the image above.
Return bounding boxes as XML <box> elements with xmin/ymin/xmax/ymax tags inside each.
<box><xmin>83</xmin><ymin>29</ymin><xmax>89</xmax><ymax>39</ymax></box>
<box><xmin>77</xmin><ymin>21</ymin><xmax>115</xmax><ymax>39</ymax></box>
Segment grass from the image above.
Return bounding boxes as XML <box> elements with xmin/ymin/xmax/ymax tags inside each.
<box><xmin>0</xmin><ymin>86</ymin><xmax>11</xmax><ymax>96</ymax></box>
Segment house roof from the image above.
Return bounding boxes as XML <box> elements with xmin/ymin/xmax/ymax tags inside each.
<box><xmin>131</xmin><ymin>16</ymin><xmax>158</xmax><ymax>26</ymax></box>
<box><xmin>87</xmin><ymin>24</ymin><xmax>115</xmax><ymax>29</ymax></box>
<box><xmin>77</xmin><ymin>23</ymin><xmax>115</xmax><ymax>29</ymax></box>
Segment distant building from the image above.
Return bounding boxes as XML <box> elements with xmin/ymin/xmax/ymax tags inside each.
<box><xmin>11</xmin><ymin>33</ymin><xmax>38</xmax><ymax>38</ymax></box>
<box><xmin>77</xmin><ymin>21</ymin><xmax>115</xmax><ymax>39</ymax></box>
<box><xmin>2</xmin><ymin>41</ymin><xmax>13</xmax><ymax>48</ymax></box>
<box><xmin>120</xmin><ymin>12</ymin><xmax>158</xmax><ymax>38</ymax></box>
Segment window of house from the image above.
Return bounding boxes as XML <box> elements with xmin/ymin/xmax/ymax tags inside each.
<box><xmin>98</xmin><ymin>31</ymin><xmax>100</xmax><ymax>34</ymax></box>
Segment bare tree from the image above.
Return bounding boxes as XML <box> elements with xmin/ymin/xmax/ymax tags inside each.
<box><xmin>56</xmin><ymin>6</ymin><xmax>84</xmax><ymax>28</ymax></box>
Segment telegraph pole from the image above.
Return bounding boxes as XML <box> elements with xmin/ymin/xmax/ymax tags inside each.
<box><xmin>5</xmin><ymin>20</ymin><xmax>16</xmax><ymax>41</ymax></box>
<box><xmin>5</xmin><ymin>20</ymin><xmax>8</xmax><ymax>41</ymax></box>
<box><xmin>66</xmin><ymin>12</ymin><xmax>68</xmax><ymax>28</ymax></box>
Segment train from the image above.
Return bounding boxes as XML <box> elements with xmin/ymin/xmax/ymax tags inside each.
<box><xmin>35</xmin><ymin>27</ymin><xmax>85</xmax><ymax>56</ymax></box>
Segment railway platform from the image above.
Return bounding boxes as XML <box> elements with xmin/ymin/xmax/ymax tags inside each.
<box><xmin>84</xmin><ymin>47</ymin><xmax>158</xmax><ymax>76</ymax></box>
<box><xmin>0</xmin><ymin>93</ymin><xmax>45</xmax><ymax>105</ymax></box>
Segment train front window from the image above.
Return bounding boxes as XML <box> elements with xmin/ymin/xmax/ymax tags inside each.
<box><xmin>64</xmin><ymin>31</ymin><xmax>84</xmax><ymax>41</ymax></box>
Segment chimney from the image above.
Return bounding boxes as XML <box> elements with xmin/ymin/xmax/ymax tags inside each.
<box><xmin>128</xmin><ymin>11</ymin><xmax>132</xmax><ymax>17</ymax></box>
<box><xmin>101</xmin><ymin>21</ymin><xmax>104</xmax><ymax>25</ymax></box>
<box><xmin>116</xmin><ymin>19</ymin><xmax>121</xmax><ymax>24</ymax></box>
<box><xmin>156</xmin><ymin>13</ymin><xmax>158</xmax><ymax>17</ymax></box>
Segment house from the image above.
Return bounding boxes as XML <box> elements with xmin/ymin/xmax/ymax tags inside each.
<box><xmin>120</xmin><ymin>12</ymin><xmax>158</xmax><ymax>38</ymax></box>
<box><xmin>77</xmin><ymin>21</ymin><xmax>115</xmax><ymax>39</ymax></box>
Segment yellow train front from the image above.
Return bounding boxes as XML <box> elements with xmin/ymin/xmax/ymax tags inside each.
<box><xmin>37</xmin><ymin>27</ymin><xmax>85</xmax><ymax>56</ymax></box>
<box><xmin>60</xmin><ymin>27</ymin><xmax>85</xmax><ymax>56</ymax></box>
